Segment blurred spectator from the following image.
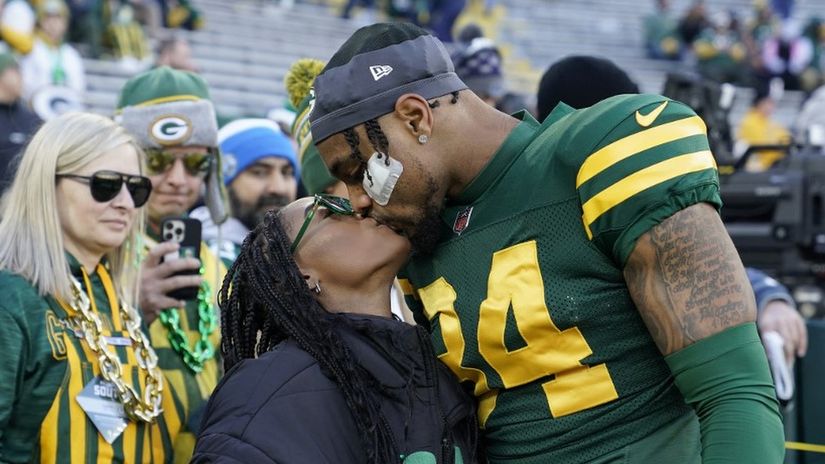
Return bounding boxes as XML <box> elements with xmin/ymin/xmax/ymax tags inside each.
<box><xmin>748</xmin><ymin>3</ymin><xmax>777</xmax><ymax>48</ymax></box>
<box><xmin>130</xmin><ymin>0</ymin><xmax>163</xmax><ymax>38</ymax></box>
<box><xmin>340</xmin><ymin>0</ymin><xmax>374</xmax><ymax>20</ymax></box>
<box><xmin>104</xmin><ymin>2</ymin><xmax>150</xmax><ymax>67</ymax></box>
<box><xmin>0</xmin><ymin>52</ymin><xmax>41</xmax><ymax>192</ymax></box>
<box><xmin>161</xmin><ymin>0</ymin><xmax>204</xmax><ymax>30</ymax></box>
<box><xmin>800</xmin><ymin>17</ymin><xmax>824</xmax><ymax>92</ymax></box>
<box><xmin>693</xmin><ymin>11</ymin><xmax>749</xmax><ymax>84</ymax></box>
<box><xmin>794</xmin><ymin>83</ymin><xmax>825</xmax><ymax>144</ymax></box>
<box><xmin>748</xmin><ymin>267</ymin><xmax>807</xmax><ymax>364</ymax></box>
<box><xmin>191</xmin><ymin>118</ymin><xmax>298</xmax><ymax>264</ymax></box>
<box><xmin>762</xmin><ymin>20</ymin><xmax>814</xmax><ymax>91</ymax></box>
<box><xmin>771</xmin><ymin>0</ymin><xmax>793</xmax><ymax>20</ymax></box>
<box><xmin>737</xmin><ymin>83</ymin><xmax>791</xmax><ymax>172</ymax></box>
<box><xmin>455</xmin><ymin>22</ymin><xmax>483</xmax><ymax>45</ymax></box>
<box><xmin>428</xmin><ymin>0</ymin><xmax>467</xmax><ymax>43</ymax></box>
<box><xmin>677</xmin><ymin>0</ymin><xmax>709</xmax><ymax>45</ymax></box>
<box><xmin>643</xmin><ymin>0</ymin><xmax>682</xmax><ymax>60</ymax></box>
<box><xmin>536</xmin><ymin>55</ymin><xmax>638</xmax><ymax>122</ymax></box>
<box><xmin>453</xmin><ymin>36</ymin><xmax>505</xmax><ymax>107</ymax></box>
<box><xmin>65</xmin><ymin>0</ymin><xmax>104</xmax><ymax>58</ymax></box>
<box><xmin>156</xmin><ymin>35</ymin><xmax>196</xmax><ymax>72</ymax></box>
<box><xmin>385</xmin><ymin>0</ymin><xmax>428</xmax><ymax>25</ymax></box>
<box><xmin>0</xmin><ymin>0</ymin><xmax>36</xmax><ymax>54</ymax></box>
<box><xmin>19</xmin><ymin>0</ymin><xmax>86</xmax><ymax>118</ymax></box>
<box><xmin>494</xmin><ymin>91</ymin><xmax>530</xmax><ymax>115</ymax></box>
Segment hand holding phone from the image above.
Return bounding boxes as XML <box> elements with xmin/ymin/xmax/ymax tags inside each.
<box><xmin>159</xmin><ymin>218</ymin><xmax>202</xmax><ymax>301</ymax></box>
<box><xmin>139</xmin><ymin>240</ymin><xmax>203</xmax><ymax>325</ymax></box>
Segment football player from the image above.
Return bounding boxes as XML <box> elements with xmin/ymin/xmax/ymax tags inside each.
<box><xmin>309</xmin><ymin>23</ymin><xmax>785</xmax><ymax>463</ymax></box>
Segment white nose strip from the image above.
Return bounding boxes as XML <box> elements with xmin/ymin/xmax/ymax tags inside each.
<box><xmin>363</xmin><ymin>152</ymin><xmax>403</xmax><ymax>206</ymax></box>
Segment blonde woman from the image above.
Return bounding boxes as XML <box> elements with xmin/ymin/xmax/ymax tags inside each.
<box><xmin>0</xmin><ymin>112</ymin><xmax>183</xmax><ymax>462</ymax></box>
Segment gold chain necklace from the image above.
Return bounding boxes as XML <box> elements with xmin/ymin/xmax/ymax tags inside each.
<box><xmin>66</xmin><ymin>274</ymin><xmax>165</xmax><ymax>423</ymax></box>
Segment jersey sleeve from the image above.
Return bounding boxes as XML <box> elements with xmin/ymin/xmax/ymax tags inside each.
<box><xmin>573</xmin><ymin>95</ymin><xmax>722</xmax><ymax>267</ymax></box>
<box><xmin>396</xmin><ymin>275</ymin><xmax>430</xmax><ymax>328</ymax></box>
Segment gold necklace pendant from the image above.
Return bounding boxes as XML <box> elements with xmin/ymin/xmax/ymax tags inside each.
<box><xmin>68</xmin><ymin>276</ymin><xmax>165</xmax><ymax>423</ymax></box>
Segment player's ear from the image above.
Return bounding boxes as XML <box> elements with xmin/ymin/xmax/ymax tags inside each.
<box><xmin>394</xmin><ymin>93</ymin><xmax>432</xmax><ymax>140</ymax></box>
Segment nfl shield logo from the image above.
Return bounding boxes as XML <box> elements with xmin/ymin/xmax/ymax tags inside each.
<box><xmin>453</xmin><ymin>207</ymin><xmax>473</xmax><ymax>235</ymax></box>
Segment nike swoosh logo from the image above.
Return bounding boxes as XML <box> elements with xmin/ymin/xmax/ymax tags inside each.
<box><xmin>635</xmin><ymin>101</ymin><xmax>669</xmax><ymax>127</ymax></box>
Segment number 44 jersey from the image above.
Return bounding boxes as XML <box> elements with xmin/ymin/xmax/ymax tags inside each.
<box><xmin>399</xmin><ymin>94</ymin><xmax>721</xmax><ymax>464</ymax></box>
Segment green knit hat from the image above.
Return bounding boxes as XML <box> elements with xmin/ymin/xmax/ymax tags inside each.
<box><xmin>286</xmin><ymin>59</ymin><xmax>337</xmax><ymax>194</ymax></box>
<box><xmin>116</xmin><ymin>66</ymin><xmax>218</xmax><ymax>150</ymax></box>
<box><xmin>116</xmin><ymin>66</ymin><xmax>228</xmax><ymax>224</ymax></box>
<box><xmin>117</xmin><ymin>66</ymin><xmax>210</xmax><ymax>109</ymax></box>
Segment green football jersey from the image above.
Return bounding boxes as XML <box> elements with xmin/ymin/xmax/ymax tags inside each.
<box><xmin>399</xmin><ymin>94</ymin><xmax>721</xmax><ymax>463</ymax></box>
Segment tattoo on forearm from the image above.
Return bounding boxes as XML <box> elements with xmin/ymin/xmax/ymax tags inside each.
<box><xmin>624</xmin><ymin>203</ymin><xmax>755</xmax><ymax>354</ymax></box>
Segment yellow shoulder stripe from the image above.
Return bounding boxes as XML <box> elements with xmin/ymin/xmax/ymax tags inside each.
<box><xmin>397</xmin><ymin>278</ymin><xmax>419</xmax><ymax>299</ymax></box>
<box><xmin>582</xmin><ymin>150</ymin><xmax>716</xmax><ymax>239</ymax></box>
<box><xmin>576</xmin><ymin>116</ymin><xmax>707</xmax><ymax>188</ymax></box>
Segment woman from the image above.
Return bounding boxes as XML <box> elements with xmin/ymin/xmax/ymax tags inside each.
<box><xmin>192</xmin><ymin>195</ymin><xmax>478</xmax><ymax>463</ymax></box>
<box><xmin>0</xmin><ymin>112</ymin><xmax>182</xmax><ymax>462</ymax></box>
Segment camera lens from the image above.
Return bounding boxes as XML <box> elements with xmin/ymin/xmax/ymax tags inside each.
<box><xmin>165</xmin><ymin>223</ymin><xmax>173</xmax><ymax>229</ymax></box>
<box><xmin>175</xmin><ymin>228</ymin><xmax>183</xmax><ymax>235</ymax></box>
<box><xmin>164</xmin><ymin>233</ymin><xmax>173</xmax><ymax>240</ymax></box>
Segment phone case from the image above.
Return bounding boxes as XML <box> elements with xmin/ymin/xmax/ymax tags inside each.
<box><xmin>160</xmin><ymin>217</ymin><xmax>202</xmax><ymax>301</ymax></box>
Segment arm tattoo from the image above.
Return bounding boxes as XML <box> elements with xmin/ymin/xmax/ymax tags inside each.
<box><xmin>623</xmin><ymin>203</ymin><xmax>756</xmax><ymax>355</ymax></box>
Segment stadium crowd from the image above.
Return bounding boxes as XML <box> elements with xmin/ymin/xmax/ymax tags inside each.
<box><xmin>0</xmin><ymin>0</ymin><xmax>822</xmax><ymax>462</ymax></box>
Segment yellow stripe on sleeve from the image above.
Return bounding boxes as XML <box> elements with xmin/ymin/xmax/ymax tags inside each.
<box><xmin>397</xmin><ymin>278</ymin><xmax>419</xmax><ymax>300</ymax></box>
<box><xmin>39</xmin><ymin>356</ymin><xmax>63</xmax><ymax>463</ymax></box>
<box><xmin>576</xmin><ymin>116</ymin><xmax>707</xmax><ymax>188</ymax></box>
<box><xmin>582</xmin><ymin>150</ymin><xmax>716</xmax><ymax>238</ymax></box>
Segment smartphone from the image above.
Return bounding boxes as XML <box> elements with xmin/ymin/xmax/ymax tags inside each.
<box><xmin>159</xmin><ymin>217</ymin><xmax>202</xmax><ymax>301</ymax></box>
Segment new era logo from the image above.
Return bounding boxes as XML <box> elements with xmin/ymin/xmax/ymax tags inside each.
<box><xmin>370</xmin><ymin>65</ymin><xmax>393</xmax><ymax>81</ymax></box>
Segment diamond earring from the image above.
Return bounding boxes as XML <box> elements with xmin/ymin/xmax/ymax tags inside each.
<box><xmin>418</xmin><ymin>134</ymin><xmax>429</xmax><ymax>144</ymax></box>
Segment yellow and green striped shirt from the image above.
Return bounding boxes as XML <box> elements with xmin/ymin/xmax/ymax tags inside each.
<box><xmin>0</xmin><ymin>257</ymin><xmax>183</xmax><ymax>463</ymax></box>
<box><xmin>142</xmin><ymin>235</ymin><xmax>226</xmax><ymax>464</ymax></box>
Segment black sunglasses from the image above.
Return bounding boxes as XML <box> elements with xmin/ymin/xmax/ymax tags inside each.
<box><xmin>290</xmin><ymin>195</ymin><xmax>355</xmax><ymax>253</ymax></box>
<box><xmin>57</xmin><ymin>170</ymin><xmax>153</xmax><ymax>207</ymax></box>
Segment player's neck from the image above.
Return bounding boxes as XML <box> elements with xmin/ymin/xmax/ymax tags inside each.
<box><xmin>446</xmin><ymin>101</ymin><xmax>520</xmax><ymax>199</ymax></box>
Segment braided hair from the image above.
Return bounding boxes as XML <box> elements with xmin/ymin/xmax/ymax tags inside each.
<box><xmin>342</xmin><ymin>91</ymin><xmax>461</xmax><ymax>165</ymax></box>
<box><xmin>219</xmin><ymin>211</ymin><xmax>399</xmax><ymax>463</ymax></box>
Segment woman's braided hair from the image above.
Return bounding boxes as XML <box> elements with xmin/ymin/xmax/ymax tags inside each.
<box><xmin>219</xmin><ymin>211</ymin><xmax>399</xmax><ymax>463</ymax></box>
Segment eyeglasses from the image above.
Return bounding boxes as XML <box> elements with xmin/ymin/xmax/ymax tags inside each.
<box><xmin>57</xmin><ymin>170</ymin><xmax>153</xmax><ymax>207</ymax></box>
<box><xmin>290</xmin><ymin>194</ymin><xmax>354</xmax><ymax>253</ymax></box>
<box><xmin>144</xmin><ymin>149</ymin><xmax>213</xmax><ymax>177</ymax></box>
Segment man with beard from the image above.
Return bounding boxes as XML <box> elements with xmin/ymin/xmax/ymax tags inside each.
<box><xmin>309</xmin><ymin>23</ymin><xmax>784</xmax><ymax>464</ymax></box>
<box><xmin>191</xmin><ymin>118</ymin><xmax>298</xmax><ymax>265</ymax></box>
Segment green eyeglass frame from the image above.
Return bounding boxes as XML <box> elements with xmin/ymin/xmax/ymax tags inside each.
<box><xmin>290</xmin><ymin>194</ymin><xmax>355</xmax><ymax>253</ymax></box>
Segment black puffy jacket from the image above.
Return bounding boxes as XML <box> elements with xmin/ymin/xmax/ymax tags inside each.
<box><xmin>191</xmin><ymin>313</ymin><xmax>478</xmax><ymax>463</ymax></box>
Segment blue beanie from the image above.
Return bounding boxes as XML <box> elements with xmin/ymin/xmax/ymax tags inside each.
<box><xmin>218</xmin><ymin>118</ymin><xmax>299</xmax><ymax>185</ymax></box>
